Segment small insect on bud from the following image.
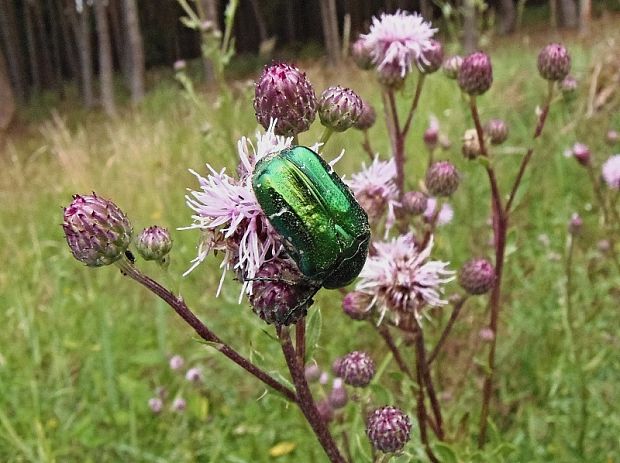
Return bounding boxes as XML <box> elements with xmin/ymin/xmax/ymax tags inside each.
<box><xmin>351</xmin><ymin>37</ymin><xmax>374</xmax><ymax>70</ymax></box>
<box><xmin>485</xmin><ymin>119</ymin><xmax>509</xmax><ymax>145</ymax></box>
<box><xmin>537</xmin><ymin>43</ymin><xmax>571</xmax><ymax>81</ymax></box>
<box><xmin>442</xmin><ymin>55</ymin><xmax>463</xmax><ymax>79</ymax></box>
<box><xmin>136</xmin><ymin>226</ymin><xmax>172</xmax><ymax>263</ymax></box>
<box><xmin>462</xmin><ymin>128</ymin><xmax>482</xmax><ymax>159</ymax></box>
<box><xmin>402</xmin><ymin>191</ymin><xmax>428</xmax><ymax>216</ymax></box>
<box><xmin>366</xmin><ymin>406</ymin><xmax>412</xmax><ymax>453</ymax></box>
<box><xmin>418</xmin><ymin>39</ymin><xmax>444</xmax><ymax>74</ymax></box>
<box><xmin>318</xmin><ymin>86</ymin><xmax>364</xmax><ymax>132</ymax></box>
<box><xmin>254</xmin><ymin>62</ymin><xmax>317</xmax><ymax>137</ymax></box>
<box><xmin>458</xmin><ymin>52</ymin><xmax>493</xmax><ymax>96</ymax></box>
<box><xmin>425</xmin><ymin>161</ymin><xmax>460</xmax><ymax>197</ymax></box>
<box><xmin>459</xmin><ymin>258</ymin><xmax>495</xmax><ymax>295</ymax></box>
<box><xmin>62</xmin><ymin>193</ymin><xmax>132</xmax><ymax>267</ymax></box>
<box><xmin>354</xmin><ymin>100</ymin><xmax>377</xmax><ymax>131</ymax></box>
<box><xmin>338</xmin><ymin>351</ymin><xmax>375</xmax><ymax>387</ymax></box>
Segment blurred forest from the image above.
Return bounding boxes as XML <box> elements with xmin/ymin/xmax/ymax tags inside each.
<box><xmin>0</xmin><ymin>0</ymin><xmax>615</xmax><ymax>125</ymax></box>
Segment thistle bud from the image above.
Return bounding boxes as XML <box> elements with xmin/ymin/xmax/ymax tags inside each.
<box><xmin>462</xmin><ymin>128</ymin><xmax>482</xmax><ymax>159</ymax></box>
<box><xmin>338</xmin><ymin>351</ymin><xmax>375</xmax><ymax>387</ymax></box>
<box><xmin>254</xmin><ymin>62</ymin><xmax>317</xmax><ymax>137</ymax></box>
<box><xmin>366</xmin><ymin>406</ymin><xmax>412</xmax><ymax>453</ymax></box>
<box><xmin>537</xmin><ymin>43</ymin><xmax>571</xmax><ymax>81</ymax></box>
<box><xmin>328</xmin><ymin>378</ymin><xmax>348</xmax><ymax>409</ymax></box>
<box><xmin>136</xmin><ymin>226</ymin><xmax>172</xmax><ymax>262</ymax></box>
<box><xmin>568</xmin><ymin>213</ymin><xmax>583</xmax><ymax>235</ymax></box>
<box><xmin>250</xmin><ymin>259</ymin><xmax>311</xmax><ymax>325</ymax></box>
<box><xmin>418</xmin><ymin>39</ymin><xmax>444</xmax><ymax>74</ymax></box>
<box><xmin>459</xmin><ymin>258</ymin><xmax>495</xmax><ymax>295</ymax></box>
<box><xmin>62</xmin><ymin>193</ymin><xmax>132</xmax><ymax>267</ymax></box>
<box><xmin>402</xmin><ymin>191</ymin><xmax>428</xmax><ymax>216</ymax></box>
<box><xmin>423</xmin><ymin>116</ymin><xmax>440</xmax><ymax>150</ymax></box>
<box><xmin>342</xmin><ymin>291</ymin><xmax>372</xmax><ymax>320</ymax></box>
<box><xmin>458</xmin><ymin>52</ymin><xmax>493</xmax><ymax>96</ymax></box>
<box><xmin>485</xmin><ymin>119</ymin><xmax>509</xmax><ymax>145</ymax></box>
<box><xmin>331</xmin><ymin>357</ymin><xmax>343</xmax><ymax>377</ymax></box>
<box><xmin>351</xmin><ymin>37</ymin><xmax>374</xmax><ymax>70</ymax></box>
<box><xmin>442</xmin><ymin>55</ymin><xmax>463</xmax><ymax>79</ymax></box>
<box><xmin>606</xmin><ymin>130</ymin><xmax>619</xmax><ymax>146</ymax></box>
<box><xmin>304</xmin><ymin>362</ymin><xmax>321</xmax><ymax>383</ymax></box>
<box><xmin>560</xmin><ymin>75</ymin><xmax>577</xmax><ymax>97</ymax></box>
<box><xmin>318</xmin><ymin>86</ymin><xmax>363</xmax><ymax>132</ymax></box>
<box><xmin>354</xmin><ymin>101</ymin><xmax>376</xmax><ymax>131</ymax></box>
<box><xmin>377</xmin><ymin>63</ymin><xmax>406</xmax><ymax>90</ymax></box>
<box><xmin>570</xmin><ymin>142</ymin><xmax>591</xmax><ymax>167</ymax></box>
<box><xmin>148</xmin><ymin>397</ymin><xmax>163</xmax><ymax>414</ymax></box>
<box><xmin>317</xmin><ymin>400</ymin><xmax>334</xmax><ymax>423</ymax></box>
<box><xmin>425</xmin><ymin>161</ymin><xmax>460</xmax><ymax>197</ymax></box>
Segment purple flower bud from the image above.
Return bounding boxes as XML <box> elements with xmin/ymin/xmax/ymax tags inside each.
<box><xmin>319</xmin><ymin>371</ymin><xmax>330</xmax><ymax>385</ymax></box>
<box><xmin>537</xmin><ymin>43</ymin><xmax>571</xmax><ymax>81</ymax></box>
<box><xmin>377</xmin><ymin>62</ymin><xmax>406</xmax><ymax>89</ymax></box>
<box><xmin>402</xmin><ymin>191</ymin><xmax>428</xmax><ymax>216</ymax></box>
<box><xmin>425</xmin><ymin>161</ymin><xmax>460</xmax><ymax>197</ymax></box>
<box><xmin>423</xmin><ymin>126</ymin><xmax>439</xmax><ymax>149</ymax></box>
<box><xmin>331</xmin><ymin>357</ymin><xmax>343</xmax><ymax>377</ymax></box>
<box><xmin>304</xmin><ymin>362</ymin><xmax>321</xmax><ymax>383</ymax></box>
<box><xmin>62</xmin><ymin>194</ymin><xmax>132</xmax><ymax>267</ymax></box>
<box><xmin>171</xmin><ymin>397</ymin><xmax>186</xmax><ymax>412</ymax></box>
<box><xmin>254</xmin><ymin>62</ymin><xmax>317</xmax><ymax>137</ymax></box>
<box><xmin>442</xmin><ymin>55</ymin><xmax>463</xmax><ymax>79</ymax></box>
<box><xmin>318</xmin><ymin>86</ymin><xmax>363</xmax><ymax>132</ymax></box>
<box><xmin>249</xmin><ymin>259</ymin><xmax>311</xmax><ymax>326</ymax></box>
<box><xmin>606</xmin><ymin>130</ymin><xmax>619</xmax><ymax>146</ymax></box>
<box><xmin>560</xmin><ymin>75</ymin><xmax>578</xmax><ymax>96</ymax></box>
<box><xmin>418</xmin><ymin>39</ymin><xmax>444</xmax><ymax>74</ymax></box>
<box><xmin>568</xmin><ymin>213</ymin><xmax>583</xmax><ymax>235</ymax></box>
<box><xmin>485</xmin><ymin>119</ymin><xmax>509</xmax><ymax>145</ymax></box>
<box><xmin>148</xmin><ymin>397</ymin><xmax>163</xmax><ymax>414</ymax></box>
<box><xmin>570</xmin><ymin>142</ymin><xmax>591</xmax><ymax>167</ymax></box>
<box><xmin>366</xmin><ymin>406</ymin><xmax>412</xmax><ymax>453</ymax></box>
<box><xmin>136</xmin><ymin>226</ymin><xmax>172</xmax><ymax>262</ymax></box>
<box><xmin>328</xmin><ymin>378</ymin><xmax>348</xmax><ymax>409</ymax></box>
<box><xmin>351</xmin><ymin>37</ymin><xmax>374</xmax><ymax>70</ymax></box>
<box><xmin>169</xmin><ymin>355</ymin><xmax>184</xmax><ymax>371</ymax></box>
<box><xmin>462</xmin><ymin>128</ymin><xmax>482</xmax><ymax>159</ymax></box>
<box><xmin>458</xmin><ymin>52</ymin><xmax>493</xmax><ymax>96</ymax></box>
<box><xmin>338</xmin><ymin>351</ymin><xmax>375</xmax><ymax>387</ymax></box>
<box><xmin>317</xmin><ymin>399</ymin><xmax>334</xmax><ymax>423</ymax></box>
<box><xmin>354</xmin><ymin>101</ymin><xmax>376</xmax><ymax>131</ymax></box>
<box><xmin>459</xmin><ymin>258</ymin><xmax>495</xmax><ymax>295</ymax></box>
<box><xmin>185</xmin><ymin>367</ymin><xmax>202</xmax><ymax>383</ymax></box>
<box><xmin>479</xmin><ymin>327</ymin><xmax>495</xmax><ymax>342</ymax></box>
<box><xmin>342</xmin><ymin>291</ymin><xmax>372</xmax><ymax>320</ymax></box>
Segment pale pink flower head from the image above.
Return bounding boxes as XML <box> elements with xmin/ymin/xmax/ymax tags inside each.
<box><xmin>169</xmin><ymin>355</ymin><xmax>184</xmax><ymax>371</ymax></box>
<box><xmin>424</xmin><ymin>198</ymin><xmax>454</xmax><ymax>226</ymax></box>
<box><xmin>362</xmin><ymin>10</ymin><xmax>437</xmax><ymax>81</ymax></box>
<box><xmin>355</xmin><ymin>233</ymin><xmax>454</xmax><ymax>324</ymax></box>
<box><xmin>184</xmin><ymin>121</ymin><xmax>291</xmax><ymax>297</ymax></box>
<box><xmin>602</xmin><ymin>154</ymin><xmax>620</xmax><ymax>189</ymax></box>
<box><xmin>185</xmin><ymin>367</ymin><xmax>202</xmax><ymax>383</ymax></box>
<box><xmin>346</xmin><ymin>157</ymin><xmax>400</xmax><ymax>235</ymax></box>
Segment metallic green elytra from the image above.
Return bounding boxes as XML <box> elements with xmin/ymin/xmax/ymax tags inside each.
<box><xmin>252</xmin><ymin>146</ymin><xmax>371</xmax><ymax>289</ymax></box>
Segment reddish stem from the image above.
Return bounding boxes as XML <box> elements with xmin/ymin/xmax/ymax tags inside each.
<box><xmin>402</xmin><ymin>74</ymin><xmax>426</xmax><ymax>136</ymax></box>
<box><xmin>427</xmin><ymin>296</ymin><xmax>469</xmax><ymax>365</ymax></box>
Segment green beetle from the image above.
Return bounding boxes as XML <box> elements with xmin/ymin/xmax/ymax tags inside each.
<box><xmin>252</xmin><ymin>146</ymin><xmax>370</xmax><ymax>320</ymax></box>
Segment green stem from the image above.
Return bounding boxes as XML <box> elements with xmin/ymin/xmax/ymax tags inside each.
<box><xmin>319</xmin><ymin>127</ymin><xmax>334</xmax><ymax>146</ymax></box>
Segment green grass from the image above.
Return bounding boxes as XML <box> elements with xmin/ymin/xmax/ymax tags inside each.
<box><xmin>1</xmin><ymin>29</ymin><xmax>619</xmax><ymax>462</ymax></box>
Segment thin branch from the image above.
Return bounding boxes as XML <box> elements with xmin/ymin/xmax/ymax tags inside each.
<box><xmin>427</xmin><ymin>296</ymin><xmax>469</xmax><ymax>365</ymax></box>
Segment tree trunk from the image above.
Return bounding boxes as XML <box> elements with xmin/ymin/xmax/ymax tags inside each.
<box><xmin>109</xmin><ymin>0</ymin><xmax>131</xmax><ymax>80</ymax></box>
<box><xmin>319</xmin><ymin>0</ymin><xmax>341</xmax><ymax>66</ymax></box>
<box><xmin>420</xmin><ymin>0</ymin><xmax>433</xmax><ymax>21</ymax></box>
<box><xmin>0</xmin><ymin>48</ymin><xmax>15</xmax><ymax>131</ymax></box>
<box><xmin>462</xmin><ymin>0</ymin><xmax>478</xmax><ymax>54</ymax></box>
<box><xmin>32</xmin><ymin>0</ymin><xmax>56</xmax><ymax>88</ymax></box>
<box><xmin>285</xmin><ymin>0</ymin><xmax>296</xmax><ymax>42</ymax></box>
<box><xmin>24</xmin><ymin>2</ymin><xmax>41</xmax><ymax>92</ymax></box>
<box><xmin>498</xmin><ymin>0</ymin><xmax>516</xmax><ymax>34</ymax></box>
<box><xmin>579</xmin><ymin>0</ymin><xmax>591</xmax><ymax>36</ymax></box>
<box><xmin>197</xmin><ymin>0</ymin><xmax>220</xmax><ymax>83</ymax></box>
<box><xmin>47</xmin><ymin>0</ymin><xmax>65</xmax><ymax>96</ymax></box>
<box><xmin>67</xmin><ymin>1</ymin><xmax>95</xmax><ymax>107</ymax></box>
<box><xmin>122</xmin><ymin>0</ymin><xmax>145</xmax><ymax>104</ymax></box>
<box><xmin>549</xmin><ymin>0</ymin><xmax>558</xmax><ymax>28</ymax></box>
<box><xmin>57</xmin><ymin>0</ymin><xmax>80</xmax><ymax>82</ymax></box>
<box><xmin>94</xmin><ymin>0</ymin><xmax>116</xmax><ymax>115</ymax></box>
<box><xmin>0</xmin><ymin>0</ymin><xmax>26</xmax><ymax>100</ymax></box>
<box><xmin>248</xmin><ymin>0</ymin><xmax>268</xmax><ymax>44</ymax></box>
<box><xmin>558</xmin><ymin>0</ymin><xmax>578</xmax><ymax>28</ymax></box>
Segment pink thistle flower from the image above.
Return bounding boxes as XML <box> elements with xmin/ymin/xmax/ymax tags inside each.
<box><xmin>362</xmin><ymin>10</ymin><xmax>437</xmax><ymax>80</ymax></box>
<box><xmin>169</xmin><ymin>355</ymin><xmax>184</xmax><ymax>371</ymax></box>
<box><xmin>355</xmin><ymin>233</ymin><xmax>454</xmax><ymax>324</ymax></box>
<box><xmin>602</xmin><ymin>154</ymin><xmax>620</xmax><ymax>189</ymax></box>
<box><xmin>346</xmin><ymin>157</ymin><xmax>400</xmax><ymax>236</ymax></box>
<box><xmin>185</xmin><ymin>367</ymin><xmax>202</xmax><ymax>383</ymax></box>
<box><xmin>423</xmin><ymin>198</ymin><xmax>454</xmax><ymax>226</ymax></box>
<box><xmin>184</xmin><ymin>121</ymin><xmax>290</xmax><ymax>297</ymax></box>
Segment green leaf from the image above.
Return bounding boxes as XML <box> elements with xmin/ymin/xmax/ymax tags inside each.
<box><xmin>433</xmin><ymin>442</ymin><xmax>458</xmax><ymax>463</ymax></box>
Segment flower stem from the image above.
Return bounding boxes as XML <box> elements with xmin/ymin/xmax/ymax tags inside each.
<box><xmin>320</xmin><ymin>127</ymin><xmax>334</xmax><ymax>146</ymax></box>
<box><xmin>414</xmin><ymin>330</ymin><xmax>440</xmax><ymax>463</ymax></box>
<box><xmin>387</xmin><ymin>90</ymin><xmax>405</xmax><ymax>196</ymax></box>
<box><xmin>362</xmin><ymin>130</ymin><xmax>375</xmax><ymax>160</ymax></box>
<box><xmin>115</xmin><ymin>257</ymin><xmax>297</xmax><ymax>403</ymax></box>
<box><xmin>277</xmin><ymin>326</ymin><xmax>347</xmax><ymax>463</ymax></box>
<box><xmin>296</xmin><ymin>317</ymin><xmax>306</xmax><ymax>366</ymax></box>
<box><xmin>402</xmin><ymin>74</ymin><xmax>426</xmax><ymax>136</ymax></box>
<box><xmin>427</xmin><ymin>296</ymin><xmax>469</xmax><ymax>365</ymax></box>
